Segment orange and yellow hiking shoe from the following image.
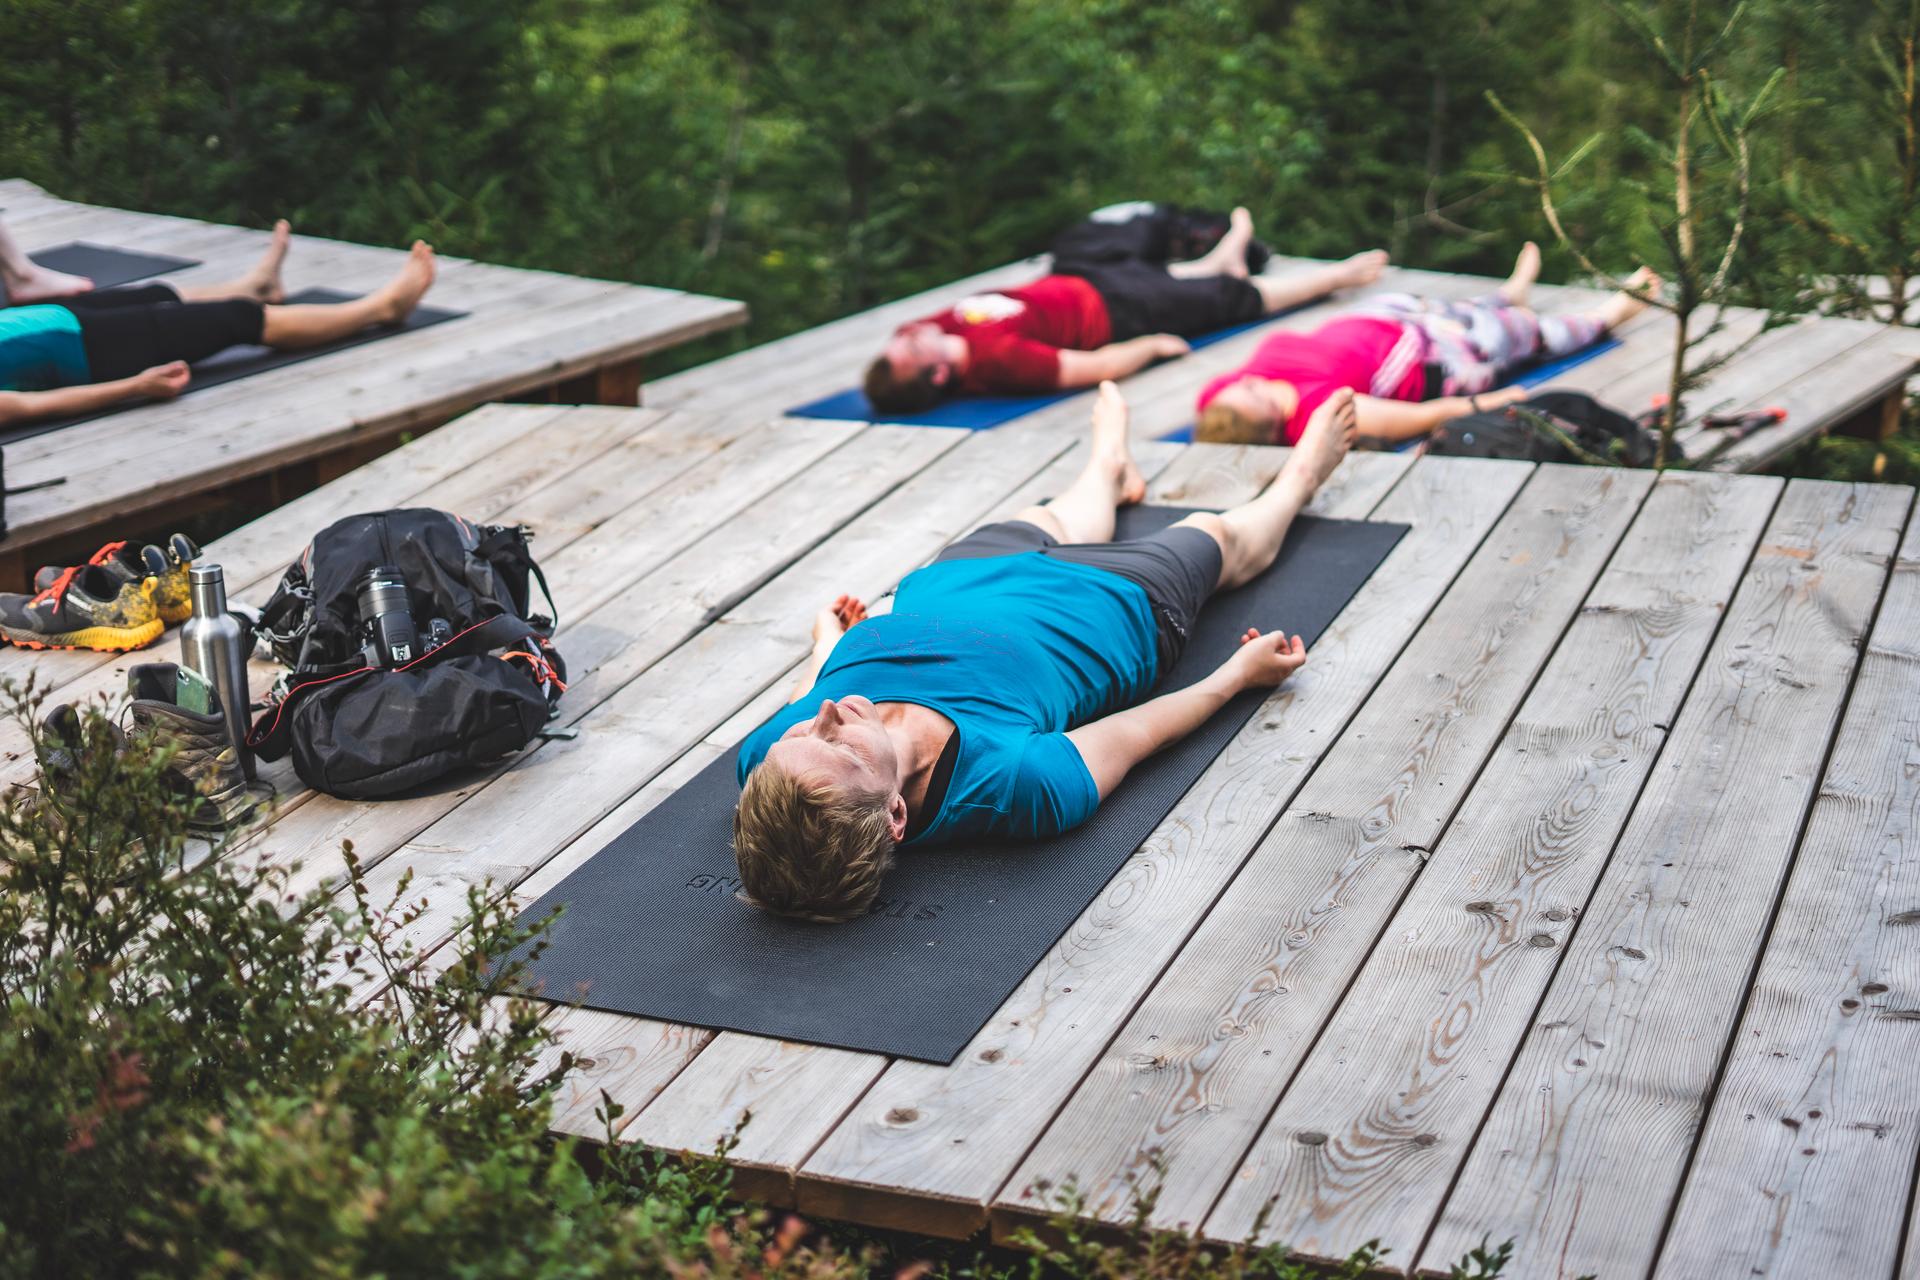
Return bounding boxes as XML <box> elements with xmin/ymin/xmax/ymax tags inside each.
<box><xmin>34</xmin><ymin>534</ymin><xmax>199</xmax><ymax>626</ymax></box>
<box><xmin>0</xmin><ymin>564</ymin><xmax>163</xmax><ymax>652</ymax></box>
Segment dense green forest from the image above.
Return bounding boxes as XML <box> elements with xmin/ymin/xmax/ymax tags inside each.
<box><xmin>6</xmin><ymin>0</ymin><xmax>1920</xmax><ymax>471</ymax></box>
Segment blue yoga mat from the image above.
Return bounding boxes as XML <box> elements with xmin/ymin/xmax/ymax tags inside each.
<box><xmin>787</xmin><ymin>315</ymin><xmax>1277</xmax><ymax>430</ymax></box>
<box><xmin>1156</xmin><ymin>335</ymin><xmax>1624</xmax><ymax>445</ymax></box>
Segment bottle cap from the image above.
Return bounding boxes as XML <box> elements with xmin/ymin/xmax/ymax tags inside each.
<box><xmin>190</xmin><ymin>564</ymin><xmax>226</xmax><ymax>585</ymax></box>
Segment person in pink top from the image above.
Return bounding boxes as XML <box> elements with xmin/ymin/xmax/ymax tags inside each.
<box><xmin>1195</xmin><ymin>243</ymin><xmax>1658</xmax><ymax>447</ymax></box>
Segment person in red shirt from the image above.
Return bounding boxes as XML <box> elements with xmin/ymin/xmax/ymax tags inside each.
<box><xmin>1195</xmin><ymin>243</ymin><xmax>1659</xmax><ymax>447</ymax></box>
<box><xmin>864</xmin><ymin>203</ymin><xmax>1387</xmax><ymax>413</ymax></box>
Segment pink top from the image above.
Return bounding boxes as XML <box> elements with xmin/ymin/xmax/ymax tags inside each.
<box><xmin>1195</xmin><ymin>316</ymin><xmax>1426</xmax><ymax>443</ymax></box>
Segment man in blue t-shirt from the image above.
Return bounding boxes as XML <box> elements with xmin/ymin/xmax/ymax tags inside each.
<box><xmin>734</xmin><ymin>380</ymin><xmax>1359</xmax><ymax>922</ymax></box>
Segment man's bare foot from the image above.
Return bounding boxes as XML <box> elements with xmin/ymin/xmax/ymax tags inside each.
<box><xmin>1091</xmin><ymin>380</ymin><xmax>1146</xmax><ymax>504</ymax></box>
<box><xmin>1339</xmin><ymin>249</ymin><xmax>1390</xmax><ymax>289</ymax></box>
<box><xmin>371</xmin><ymin>241</ymin><xmax>436</xmax><ymax>324</ymax></box>
<box><xmin>1283</xmin><ymin>386</ymin><xmax>1357</xmax><ymax>493</ymax></box>
<box><xmin>1500</xmin><ymin>241</ymin><xmax>1541</xmax><ymax>305</ymax></box>
<box><xmin>241</xmin><ymin>219</ymin><xmax>291</xmax><ymax>303</ymax></box>
<box><xmin>4</xmin><ymin>262</ymin><xmax>93</xmax><ymax>305</ymax></box>
<box><xmin>1599</xmin><ymin>266</ymin><xmax>1661</xmax><ymax>329</ymax></box>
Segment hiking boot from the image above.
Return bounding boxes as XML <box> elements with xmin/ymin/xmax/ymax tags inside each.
<box><xmin>0</xmin><ymin>564</ymin><xmax>163</xmax><ymax>652</ymax></box>
<box><xmin>35</xmin><ymin>534</ymin><xmax>199</xmax><ymax>626</ymax></box>
<box><xmin>125</xmin><ymin>663</ymin><xmax>256</xmax><ymax>833</ymax></box>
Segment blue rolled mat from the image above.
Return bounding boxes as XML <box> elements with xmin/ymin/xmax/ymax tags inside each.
<box><xmin>503</xmin><ymin>504</ymin><xmax>1407</xmax><ymax>1064</ymax></box>
<box><xmin>787</xmin><ymin>314</ymin><xmax>1279</xmax><ymax>430</ymax></box>
<box><xmin>1157</xmin><ymin>335</ymin><xmax>1625</xmax><ymax>445</ymax></box>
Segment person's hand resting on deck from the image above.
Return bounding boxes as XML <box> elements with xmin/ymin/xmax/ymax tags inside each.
<box><xmin>792</xmin><ymin>594</ymin><xmax>869</xmax><ymax>701</ymax></box>
<box><xmin>135</xmin><ymin>361</ymin><xmax>192</xmax><ymax>401</ymax></box>
<box><xmin>1222</xmin><ymin>626</ymin><xmax>1308</xmax><ymax>688</ymax></box>
<box><xmin>1144</xmin><ymin>333</ymin><xmax>1192</xmax><ymax>360</ymax></box>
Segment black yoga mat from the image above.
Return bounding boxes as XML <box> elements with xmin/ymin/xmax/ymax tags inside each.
<box><xmin>1</xmin><ymin>287</ymin><xmax>467</xmax><ymax>445</ymax></box>
<box><xmin>19</xmin><ymin>242</ymin><xmax>201</xmax><ymax>293</ymax></box>
<box><xmin>506</xmin><ymin>506</ymin><xmax>1408</xmax><ymax>1063</ymax></box>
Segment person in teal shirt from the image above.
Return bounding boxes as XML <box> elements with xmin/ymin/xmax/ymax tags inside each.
<box><xmin>0</xmin><ymin>223</ymin><xmax>440</xmax><ymax>427</ymax></box>
<box><xmin>733</xmin><ymin>379</ymin><xmax>1359</xmax><ymax>922</ymax></box>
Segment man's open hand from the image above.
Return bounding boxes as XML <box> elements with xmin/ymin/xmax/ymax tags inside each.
<box><xmin>812</xmin><ymin>594</ymin><xmax>868</xmax><ymax>646</ymax></box>
<box><xmin>1223</xmin><ymin>627</ymin><xmax>1306</xmax><ymax>689</ymax></box>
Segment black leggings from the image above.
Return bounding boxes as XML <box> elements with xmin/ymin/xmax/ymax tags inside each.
<box><xmin>56</xmin><ymin>285</ymin><xmax>265</xmax><ymax>383</ymax></box>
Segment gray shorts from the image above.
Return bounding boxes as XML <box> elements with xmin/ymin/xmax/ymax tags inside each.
<box><xmin>936</xmin><ymin>519</ymin><xmax>1224</xmax><ymax>672</ymax></box>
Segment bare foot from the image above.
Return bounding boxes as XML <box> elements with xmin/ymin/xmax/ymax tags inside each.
<box><xmin>1340</xmin><ymin>249</ymin><xmax>1389</xmax><ymax>289</ymax></box>
<box><xmin>243</xmin><ymin>219</ymin><xmax>291</xmax><ymax>303</ymax></box>
<box><xmin>1283</xmin><ymin>387</ymin><xmax>1357</xmax><ymax>493</ymax></box>
<box><xmin>372</xmin><ymin>241</ymin><xmax>436</xmax><ymax>324</ymax></box>
<box><xmin>1091</xmin><ymin>380</ymin><xmax>1146</xmax><ymax>504</ymax></box>
<box><xmin>5</xmin><ymin>262</ymin><xmax>93</xmax><ymax>305</ymax></box>
<box><xmin>1500</xmin><ymin>241</ymin><xmax>1541</xmax><ymax>305</ymax></box>
<box><xmin>1599</xmin><ymin>266</ymin><xmax>1661</xmax><ymax>329</ymax></box>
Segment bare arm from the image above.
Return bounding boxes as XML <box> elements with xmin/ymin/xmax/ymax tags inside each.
<box><xmin>788</xmin><ymin>595</ymin><xmax>869</xmax><ymax>701</ymax></box>
<box><xmin>1056</xmin><ymin>334</ymin><xmax>1191</xmax><ymax>389</ymax></box>
<box><xmin>0</xmin><ymin>362</ymin><xmax>190</xmax><ymax>426</ymax></box>
<box><xmin>1066</xmin><ymin>628</ymin><xmax>1307</xmax><ymax>800</ymax></box>
<box><xmin>1351</xmin><ymin>386</ymin><xmax>1527</xmax><ymax>444</ymax></box>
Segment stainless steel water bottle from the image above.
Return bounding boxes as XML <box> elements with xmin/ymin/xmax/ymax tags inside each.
<box><xmin>179</xmin><ymin>564</ymin><xmax>257</xmax><ymax>782</ymax></box>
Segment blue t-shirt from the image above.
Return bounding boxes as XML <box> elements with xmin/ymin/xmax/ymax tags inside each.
<box><xmin>0</xmin><ymin>305</ymin><xmax>88</xmax><ymax>392</ymax></box>
<box><xmin>737</xmin><ymin>553</ymin><xmax>1160</xmax><ymax>844</ymax></box>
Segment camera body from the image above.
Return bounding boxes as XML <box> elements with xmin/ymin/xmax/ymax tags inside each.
<box><xmin>357</xmin><ymin>565</ymin><xmax>420</xmax><ymax>667</ymax></box>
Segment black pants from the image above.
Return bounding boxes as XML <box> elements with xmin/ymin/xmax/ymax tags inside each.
<box><xmin>936</xmin><ymin>519</ymin><xmax>1225</xmax><ymax>674</ymax></box>
<box><xmin>1049</xmin><ymin>207</ymin><xmax>1267</xmax><ymax>342</ymax></box>
<box><xmin>56</xmin><ymin>285</ymin><xmax>265</xmax><ymax>382</ymax></box>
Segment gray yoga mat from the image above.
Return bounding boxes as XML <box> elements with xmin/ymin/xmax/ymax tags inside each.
<box><xmin>506</xmin><ymin>505</ymin><xmax>1407</xmax><ymax>1063</ymax></box>
<box><xmin>18</xmin><ymin>242</ymin><xmax>201</xmax><ymax>293</ymax></box>
<box><xmin>0</xmin><ymin>287</ymin><xmax>467</xmax><ymax>444</ymax></box>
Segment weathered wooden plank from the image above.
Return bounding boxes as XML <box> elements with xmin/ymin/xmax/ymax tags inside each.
<box><xmin>1653</xmin><ymin>513</ymin><xmax>1920</xmax><ymax>1279</ymax></box>
<box><xmin>1419</xmin><ymin>479</ymin><xmax>1911</xmax><ymax>1280</ymax></box>
<box><xmin>993</xmin><ymin>463</ymin><xmax>1652</xmax><ymax>1243</ymax></box>
<box><xmin>1708</xmin><ymin>326</ymin><xmax>1920</xmax><ymax>473</ymax></box>
<box><xmin>789</xmin><ymin>454</ymin><xmax>1534</xmax><ymax>1240</ymax></box>
<box><xmin>1200</xmin><ymin>471</ymin><xmax>1779</xmax><ymax>1267</ymax></box>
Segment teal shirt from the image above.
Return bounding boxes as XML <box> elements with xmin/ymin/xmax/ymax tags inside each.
<box><xmin>0</xmin><ymin>305</ymin><xmax>87</xmax><ymax>391</ymax></box>
<box><xmin>737</xmin><ymin>553</ymin><xmax>1161</xmax><ymax>844</ymax></box>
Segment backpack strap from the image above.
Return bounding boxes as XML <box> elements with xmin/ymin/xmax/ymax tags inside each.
<box><xmin>474</xmin><ymin>525</ymin><xmax>558</xmax><ymax>634</ymax></box>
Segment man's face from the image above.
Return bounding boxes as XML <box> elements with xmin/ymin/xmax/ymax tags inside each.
<box><xmin>766</xmin><ymin>695</ymin><xmax>901</xmax><ymax>801</ymax></box>
<box><xmin>884</xmin><ymin>322</ymin><xmax>956</xmax><ymax>388</ymax></box>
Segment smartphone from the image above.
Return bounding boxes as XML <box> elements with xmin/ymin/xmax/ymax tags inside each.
<box><xmin>176</xmin><ymin>665</ymin><xmax>215</xmax><ymax>715</ymax></box>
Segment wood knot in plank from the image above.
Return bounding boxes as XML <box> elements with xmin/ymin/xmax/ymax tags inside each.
<box><xmin>1862</xmin><ymin>982</ymin><xmax>1889</xmax><ymax>995</ymax></box>
<box><xmin>1411</xmin><ymin>1133</ymin><xmax>1438</xmax><ymax>1148</ymax></box>
<box><xmin>885</xmin><ymin>1107</ymin><xmax>920</xmax><ymax>1126</ymax></box>
<box><xmin>1887</xmin><ymin>909</ymin><xmax>1920</xmax><ymax>926</ymax></box>
<box><xmin>1529</xmin><ymin>933</ymin><xmax>1558</xmax><ymax>949</ymax></box>
<box><xmin>1465</xmin><ymin>900</ymin><xmax>1501</xmax><ymax>916</ymax></box>
<box><xmin>1295</xmin><ymin>1130</ymin><xmax>1328</xmax><ymax>1147</ymax></box>
<box><xmin>1877</xmin><ymin>1008</ymin><xmax>1920</xmax><ymax>1022</ymax></box>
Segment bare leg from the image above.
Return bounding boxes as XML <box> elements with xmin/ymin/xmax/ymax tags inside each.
<box><xmin>176</xmin><ymin>219</ymin><xmax>291</xmax><ymax>303</ymax></box>
<box><xmin>1009</xmin><ymin>381</ymin><xmax>1144</xmax><ymax>545</ymax></box>
<box><xmin>1598</xmin><ymin>266</ymin><xmax>1661</xmax><ymax>329</ymax></box>
<box><xmin>1168</xmin><ymin>207</ymin><xmax>1255</xmax><ymax>279</ymax></box>
<box><xmin>1180</xmin><ymin>387</ymin><xmax>1358</xmax><ymax>589</ymax></box>
<box><xmin>0</xmin><ymin>217</ymin><xmax>92</xmax><ymax>303</ymax></box>
<box><xmin>259</xmin><ymin>241</ymin><xmax>434</xmax><ymax>349</ymax></box>
<box><xmin>1252</xmin><ymin>250</ymin><xmax>1389</xmax><ymax>314</ymax></box>
<box><xmin>1499</xmin><ymin>241</ymin><xmax>1541</xmax><ymax>305</ymax></box>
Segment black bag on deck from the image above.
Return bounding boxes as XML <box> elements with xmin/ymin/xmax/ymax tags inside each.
<box><xmin>1425</xmin><ymin>390</ymin><xmax>1680</xmax><ymax>467</ymax></box>
<box><xmin>247</xmin><ymin>509</ymin><xmax>565</xmax><ymax>799</ymax></box>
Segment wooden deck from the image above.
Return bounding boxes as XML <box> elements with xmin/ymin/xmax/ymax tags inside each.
<box><xmin>11</xmin><ymin>254</ymin><xmax>1920</xmax><ymax>1279</ymax></box>
<box><xmin>0</xmin><ymin>180</ymin><xmax>746</xmax><ymax>586</ymax></box>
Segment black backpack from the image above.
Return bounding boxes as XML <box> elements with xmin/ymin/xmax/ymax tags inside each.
<box><xmin>247</xmin><ymin>509</ymin><xmax>566</xmax><ymax>799</ymax></box>
<box><xmin>1425</xmin><ymin>391</ymin><xmax>1680</xmax><ymax>467</ymax></box>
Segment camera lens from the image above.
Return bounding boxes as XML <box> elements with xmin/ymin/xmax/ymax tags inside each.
<box><xmin>357</xmin><ymin>565</ymin><xmax>419</xmax><ymax>666</ymax></box>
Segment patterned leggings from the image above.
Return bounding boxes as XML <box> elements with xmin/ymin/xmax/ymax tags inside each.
<box><xmin>1361</xmin><ymin>293</ymin><xmax>1607</xmax><ymax>396</ymax></box>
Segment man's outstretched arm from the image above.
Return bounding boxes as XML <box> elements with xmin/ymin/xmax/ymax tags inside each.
<box><xmin>1056</xmin><ymin>334</ymin><xmax>1193</xmax><ymax>388</ymax></box>
<box><xmin>1065</xmin><ymin>628</ymin><xmax>1307</xmax><ymax>800</ymax></box>
<box><xmin>787</xmin><ymin>594</ymin><xmax>868</xmax><ymax>701</ymax></box>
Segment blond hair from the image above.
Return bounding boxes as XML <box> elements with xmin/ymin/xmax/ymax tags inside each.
<box><xmin>733</xmin><ymin>762</ymin><xmax>897</xmax><ymax>923</ymax></box>
<box><xmin>1196</xmin><ymin>399</ymin><xmax>1276</xmax><ymax>445</ymax></box>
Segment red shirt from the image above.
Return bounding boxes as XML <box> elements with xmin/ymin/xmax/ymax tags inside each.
<box><xmin>912</xmin><ymin>276</ymin><xmax>1113</xmax><ymax>394</ymax></box>
<box><xmin>1195</xmin><ymin>316</ymin><xmax>1426</xmax><ymax>443</ymax></box>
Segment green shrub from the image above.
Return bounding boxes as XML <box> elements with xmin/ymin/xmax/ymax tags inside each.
<box><xmin>0</xmin><ymin>689</ymin><xmax>1511</xmax><ymax>1278</ymax></box>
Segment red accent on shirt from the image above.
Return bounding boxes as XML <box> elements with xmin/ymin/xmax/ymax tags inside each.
<box><xmin>1195</xmin><ymin>316</ymin><xmax>1425</xmax><ymax>443</ymax></box>
<box><xmin>913</xmin><ymin>275</ymin><xmax>1113</xmax><ymax>394</ymax></box>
